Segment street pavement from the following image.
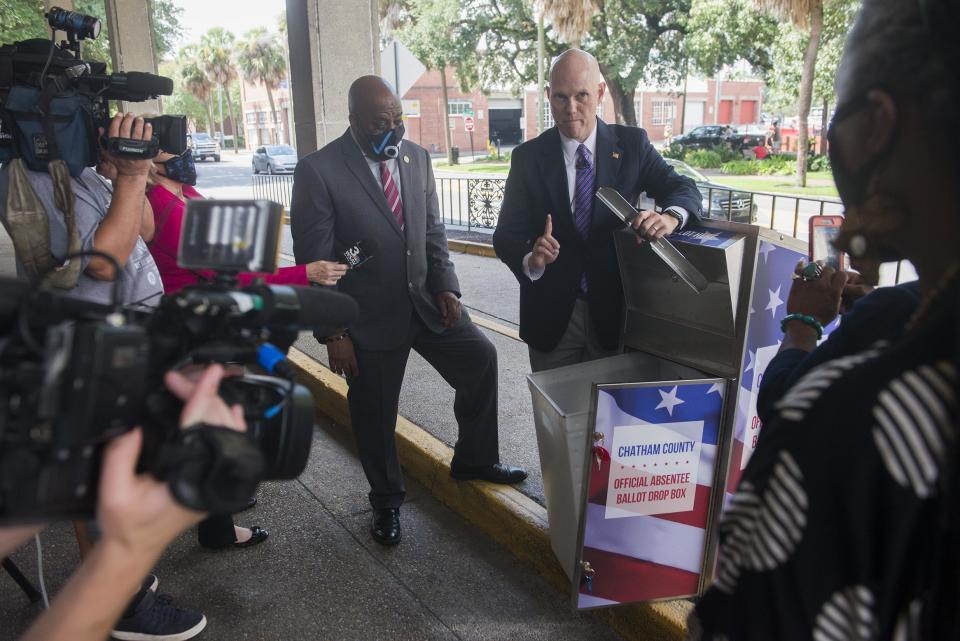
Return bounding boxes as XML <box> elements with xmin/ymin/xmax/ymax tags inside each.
<box><xmin>0</xmin><ymin>416</ymin><xmax>622</xmax><ymax>641</ymax></box>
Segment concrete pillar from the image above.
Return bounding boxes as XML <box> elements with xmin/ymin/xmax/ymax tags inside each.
<box><xmin>286</xmin><ymin>0</ymin><xmax>380</xmax><ymax>157</ymax></box>
<box><xmin>103</xmin><ymin>0</ymin><xmax>161</xmax><ymax>115</ymax></box>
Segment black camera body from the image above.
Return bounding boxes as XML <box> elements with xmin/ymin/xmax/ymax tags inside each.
<box><xmin>0</xmin><ymin>7</ymin><xmax>187</xmax><ymax>175</ymax></box>
<box><xmin>0</xmin><ymin>272</ymin><xmax>357</xmax><ymax>524</ymax></box>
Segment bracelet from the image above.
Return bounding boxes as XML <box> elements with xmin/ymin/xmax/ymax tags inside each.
<box><xmin>780</xmin><ymin>313</ymin><xmax>824</xmax><ymax>340</ymax></box>
<box><xmin>662</xmin><ymin>209</ymin><xmax>684</xmax><ymax>229</ymax></box>
<box><xmin>324</xmin><ymin>333</ymin><xmax>348</xmax><ymax>344</ymax></box>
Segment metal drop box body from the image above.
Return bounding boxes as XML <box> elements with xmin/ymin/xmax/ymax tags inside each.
<box><xmin>527</xmin><ymin>220</ymin><xmax>810</xmax><ymax>608</ymax></box>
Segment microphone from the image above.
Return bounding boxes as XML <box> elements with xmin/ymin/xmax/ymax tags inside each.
<box><xmin>341</xmin><ymin>239</ymin><xmax>379</xmax><ymax>270</ymax></box>
<box><xmin>171</xmin><ymin>285</ymin><xmax>359</xmax><ymax>332</ymax></box>
<box><xmin>100</xmin><ymin>71</ymin><xmax>174</xmax><ymax>100</ymax></box>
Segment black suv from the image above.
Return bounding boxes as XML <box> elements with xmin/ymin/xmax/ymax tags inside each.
<box><xmin>671</xmin><ymin>125</ymin><xmax>732</xmax><ymax>151</ymax></box>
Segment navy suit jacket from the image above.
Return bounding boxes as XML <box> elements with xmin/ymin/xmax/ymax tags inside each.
<box><xmin>493</xmin><ymin>120</ymin><xmax>702</xmax><ymax>352</ymax></box>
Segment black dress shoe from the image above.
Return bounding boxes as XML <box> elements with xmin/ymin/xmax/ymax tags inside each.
<box><xmin>449</xmin><ymin>462</ymin><xmax>528</xmax><ymax>484</ymax></box>
<box><xmin>371</xmin><ymin>508</ymin><xmax>402</xmax><ymax>546</ymax></box>
<box><xmin>234</xmin><ymin>526</ymin><xmax>269</xmax><ymax>548</ymax></box>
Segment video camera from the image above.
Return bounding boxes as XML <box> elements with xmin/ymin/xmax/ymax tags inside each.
<box><xmin>0</xmin><ymin>200</ymin><xmax>359</xmax><ymax>524</ymax></box>
<box><xmin>0</xmin><ymin>7</ymin><xmax>187</xmax><ymax>177</ymax></box>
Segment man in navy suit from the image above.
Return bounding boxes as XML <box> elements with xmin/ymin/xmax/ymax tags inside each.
<box><xmin>493</xmin><ymin>50</ymin><xmax>702</xmax><ymax>371</ymax></box>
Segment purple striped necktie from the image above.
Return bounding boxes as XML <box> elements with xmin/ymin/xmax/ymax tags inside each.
<box><xmin>379</xmin><ymin>161</ymin><xmax>404</xmax><ymax>230</ymax></box>
<box><xmin>573</xmin><ymin>144</ymin><xmax>594</xmax><ymax>294</ymax></box>
<box><xmin>573</xmin><ymin>144</ymin><xmax>594</xmax><ymax>239</ymax></box>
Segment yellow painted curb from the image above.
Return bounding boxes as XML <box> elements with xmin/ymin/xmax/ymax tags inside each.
<box><xmin>447</xmin><ymin>239</ymin><xmax>498</xmax><ymax>258</ymax></box>
<box><xmin>287</xmin><ymin>347</ymin><xmax>692</xmax><ymax>641</ymax></box>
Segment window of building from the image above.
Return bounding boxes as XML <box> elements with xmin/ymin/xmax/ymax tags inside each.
<box><xmin>245</xmin><ymin>112</ymin><xmax>257</xmax><ymax>124</ymax></box>
<box><xmin>652</xmin><ymin>100</ymin><xmax>676</xmax><ymax>125</ymax></box>
<box><xmin>542</xmin><ymin>101</ymin><xmax>555</xmax><ymax>129</ymax></box>
<box><xmin>257</xmin><ymin>111</ymin><xmax>268</xmax><ymax>124</ymax></box>
<box><xmin>447</xmin><ymin>100</ymin><xmax>473</xmax><ymax>116</ymax></box>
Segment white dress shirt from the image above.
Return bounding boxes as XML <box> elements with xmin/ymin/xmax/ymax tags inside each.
<box><xmin>522</xmin><ymin>125</ymin><xmax>689</xmax><ymax>281</ymax></box>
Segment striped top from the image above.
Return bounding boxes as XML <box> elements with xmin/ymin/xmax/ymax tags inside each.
<box><xmin>692</xmin><ymin>282</ymin><xmax>959</xmax><ymax>641</ymax></box>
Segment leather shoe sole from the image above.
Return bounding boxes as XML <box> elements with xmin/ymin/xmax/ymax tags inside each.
<box><xmin>450</xmin><ymin>463</ymin><xmax>528</xmax><ymax>484</ymax></box>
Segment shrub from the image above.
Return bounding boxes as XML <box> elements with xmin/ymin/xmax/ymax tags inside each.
<box><xmin>808</xmin><ymin>154</ymin><xmax>831</xmax><ymax>172</ymax></box>
<box><xmin>662</xmin><ymin>142</ymin><xmax>685</xmax><ymax>160</ymax></box>
<box><xmin>684</xmin><ymin>148</ymin><xmax>724</xmax><ymax>169</ymax></box>
<box><xmin>756</xmin><ymin>155</ymin><xmax>795</xmax><ymax>176</ymax></box>
<box><xmin>720</xmin><ymin>160</ymin><xmax>763</xmax><ymax>175</ymax></box>
<box><xmin>710</xmin><ymin>143</ymin><xmax>738</xmax><ymax>164</ymax></box>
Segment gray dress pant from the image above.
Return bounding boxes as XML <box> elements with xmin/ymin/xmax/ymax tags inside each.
<box><xmin>528</xmin><ymin>299</ymin><xmax>619</xmax><ymax>372</ymax></box>
<box><xmin>346</xmin><ymin>310</ymin><xmax>499</xmax><ymax>509</ymax></box>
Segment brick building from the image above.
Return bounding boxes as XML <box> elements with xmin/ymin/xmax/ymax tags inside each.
<box><xmin>238</xmin><ymin>79</ymin><xmax>294</xmax><ymax>149</ymax></box>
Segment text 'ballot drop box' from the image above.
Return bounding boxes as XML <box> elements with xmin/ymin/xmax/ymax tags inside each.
<box><xmin>527</xmin><ymin>220</ymin><xmax>813</xmax><ymax>609</ymax></box>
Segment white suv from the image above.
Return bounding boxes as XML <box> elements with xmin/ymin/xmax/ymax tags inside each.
<box><xmin>187</xmin><ymin>132</ymin><xmax>221</xmax><ymax>162</ymax></box>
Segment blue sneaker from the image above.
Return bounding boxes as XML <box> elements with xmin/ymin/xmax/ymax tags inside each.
<box><xmin>112</xmin><ymin>589</ymin><xmax>206</xmax><ymax>641</ymax></box>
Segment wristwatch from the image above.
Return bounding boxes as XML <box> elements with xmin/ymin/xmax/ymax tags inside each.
<box><xmin>662</xmin><ymin>208</ymin><xmax>684</xmax><ymax>229</ymax></box>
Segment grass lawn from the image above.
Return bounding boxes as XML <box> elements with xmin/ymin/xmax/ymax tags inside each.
<box><xmin>711</xmin><ymin>173</ymin><xmax>838</xmax><ymax>198</ymax></box>
<box><xmin>434</xmin><ymin>162</ymin><xmax>510</xmax><ymax>174</ymax></box>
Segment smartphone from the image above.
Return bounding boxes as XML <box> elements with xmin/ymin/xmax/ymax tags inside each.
<box><xmin>808</xmin><ymin>215</ymin><xmax>845</xmax><ymax>271</ymax></box>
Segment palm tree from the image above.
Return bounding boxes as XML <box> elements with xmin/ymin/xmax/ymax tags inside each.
<box><xmin>538</xmin><ymin>0</ymin><xmax>597</xmax><ymax>48</ymax></box>
<box><xmin>200</xmin><ymin>28</ymin><xmax>242</xmax><ymax>153</ymax></box>
<box><xmin>235</xmin><ymin>28</ymin><xmax>288</xmax><ymax>146</ymax></box>
<box><xmin>753</xmin><ymin>0</ymin><xmax>824</xmax><ymax>187</ymax></box>
<box><xmin>178</xmin><ymin>45</ymin><xmax>215</xmax><ymax>135</ymax></box>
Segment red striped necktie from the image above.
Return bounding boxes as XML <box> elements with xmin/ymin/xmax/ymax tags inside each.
<box><xmin>379</xmin><ymin>161</ymin><xmax>404</xmax><ymax>231</ymax></box>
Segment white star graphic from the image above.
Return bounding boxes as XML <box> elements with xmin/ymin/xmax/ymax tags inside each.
<box><xmin>656</xmin><ymin>386</ymin><xmax>685</xmax><ymax>416</ymax></box>
<box><xmin>744</xmin><ymin>349</ymin><xmax>756</xmax><ymax>373</ymax></box>
<box><xmin>698</xmin><ymin>231</ymin><xmax>721</xmax><ymax>244</ymax></box>
<box><xmin>759</xmin><ymin>242</ymin><xmax>776</xmax><ymax>263</ymax></box>
<box><xmin>707</xmin><ymin>382</ymin><xmax>725</xmax><ymax>398</ymax></box>
<box><xmin>766</xmin><ymin>285</ymin><xmax>784</xmax><ymax>318</ymax></box>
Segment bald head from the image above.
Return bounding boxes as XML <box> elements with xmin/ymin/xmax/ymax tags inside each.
<box><xmin>348</xmin><ymin>75</ymin><xmax>399</xmax><ymax>115</ymax></box>
<box><xmin>549</xmin><ymin>49</ymin><xmax>602</xmax><ymax>86</ymax></box>
<box><xmin>547</xmin><ymin>49</ymin><xmax>606</xmax><ymax>142</ymax></box>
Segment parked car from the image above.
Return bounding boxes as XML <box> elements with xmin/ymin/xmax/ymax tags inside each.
<box><xmin>665</xmin><ymin>158</ymin><xmax>759</xmax><ymax>224</ymax></box>
<box><xmin>670</xmin><ymin>125</ymin><xmax>732</xmax><ymax>152</ymax></box>
<box><xmin>188</xmin><ymin>132</ymin><xmax>221</xmax><ymax>162</ymax></box>
<box><xmin>252</xmin><ymin>145</ymin><xmax>298</xmax><ymax>174</ymax></box>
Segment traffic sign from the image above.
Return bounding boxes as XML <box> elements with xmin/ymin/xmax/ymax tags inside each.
<box><xmin>464</xmin><ymin>115</ymin><xmax>475</xmax><ymax>132</ymax></box>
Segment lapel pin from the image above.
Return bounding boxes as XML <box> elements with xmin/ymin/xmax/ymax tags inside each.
<box><xmin>611</xmin><ymin>151</ymin><xmax>620</xmax><ymax>159</ymax></box>
<box><xmin>403</xmin><ymin>155</ymin><xmax>410</xmax><ymax>163</ymax></box>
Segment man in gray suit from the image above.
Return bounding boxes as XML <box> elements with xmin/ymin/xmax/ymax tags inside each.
<box><xmin>291</xmin><ymin>76</ymin><xmax>527</xmax><ymax>546</ymax></box>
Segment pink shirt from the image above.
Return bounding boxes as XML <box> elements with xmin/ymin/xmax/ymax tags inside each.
<box><xmin>147</xmin><ymin>184</ymin><xmax>308</xmax><ymax>294</ymax></box>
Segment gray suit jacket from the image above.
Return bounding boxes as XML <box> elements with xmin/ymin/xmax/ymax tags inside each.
<box><xmin>290</xmin><ymin>129</ymin><xmax>462</xmax><ymax>351</ymax></box>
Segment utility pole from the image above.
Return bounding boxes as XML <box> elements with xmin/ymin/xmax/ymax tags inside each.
<box><xmin>537</xmin><ymin>10</ymin><xmax>545</xmax><ymax>135</ymax></box>
<box><xmin>217</xmin><ymin>83</ymin><xmax>225</xmax><ymax>144</ymax></box>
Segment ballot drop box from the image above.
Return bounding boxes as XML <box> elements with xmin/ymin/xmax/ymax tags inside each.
<box><xmin>528</xmin><ymin>220</ymin><xmax>816</xmax><ymax>609</ymax></box>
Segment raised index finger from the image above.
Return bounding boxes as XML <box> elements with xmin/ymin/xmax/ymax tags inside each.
<box><xmin>544</xmin><ymin>214</ymin><xmax>553</xmax><ymax>238</ymax></box>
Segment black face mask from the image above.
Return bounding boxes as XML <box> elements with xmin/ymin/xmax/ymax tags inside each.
<box><xmin>365</xmin><ymin>123</ymin><xmax>405</xmax><ymax>161</ymax></box>
<box><xmin>158</xmin><ymin>148</ymin><xmax>197</xmax><ymax>186</ymax></box>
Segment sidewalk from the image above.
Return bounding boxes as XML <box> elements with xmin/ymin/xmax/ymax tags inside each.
<box><xmin>0</xmin><ymin>416</ymin><xmax>623</xmax><ymax>641</ymax></box>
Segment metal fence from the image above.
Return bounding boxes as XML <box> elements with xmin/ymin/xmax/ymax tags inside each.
<box><xmin>256</xmin><ymin>172</ymin><xmax>843</xmax><ymax>241</ymax></box>
<box><xmin>254</xmin><ymin>171</ymin><xmax>914</xmax><ymax>283</ymax></box>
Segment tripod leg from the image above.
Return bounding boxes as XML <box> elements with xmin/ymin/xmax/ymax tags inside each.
<box><xmin>2</xmin><ymin>558</ymin><xmax>42</xmax><ymax>603</ymax></box>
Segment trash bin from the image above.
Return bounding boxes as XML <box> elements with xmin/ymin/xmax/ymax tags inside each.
<box><xmin>528</xmin><ymin>219</ymin><xmax>815</xmax><ymax>609</ymax></box>
<box><xmin>450</xmin><ymin>146</ymin><xmax>460</xmax><ymax>164</ymax></box>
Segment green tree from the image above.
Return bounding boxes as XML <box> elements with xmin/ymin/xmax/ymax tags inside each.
<box><xmin>200</xmin><ymin>27</ymin><xmax>241</xmax><ymax>153</ymax></box>
<box><xmin>235</xmin><ymin>28</ymin><xmax>288</xmax><ymax>146</ymax></box>
<box><xmin>0</xmin><ymin>0</ymin><xmax>48</xmax><ymax>45</ymax></box>
<box><xmin>178</xmin><ymin>44</ymin><xmax>215</xmax><ymax>135</ymax></box>
<box><xmin>395</xmin><ymin>0</ymin><xmax>475</xmax><ymax>162</ymax></box>
<box><xmin>159</xmin><ymin>59</ymin><xmax>209</xmax><ymax>130</ymax></box>
<box><xmin>149</xmin><ymin>0</ymin><xmax>184</xmax><ymax>61</ymax></box>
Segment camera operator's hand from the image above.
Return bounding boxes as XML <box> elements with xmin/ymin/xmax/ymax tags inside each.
<box><xmin>164</xmin><ymin>363</ymin><xmax>247</xmax><ymax>431</ymax></box>
<box><xmin>100</xmin><ymin>113</ymin><xmax>153</xmax><ymax>178</ymax></box>
<box><xmin>327</xmin><ymin>334</ymin><xmax>359</xmax><ymax>378</ymax></box>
